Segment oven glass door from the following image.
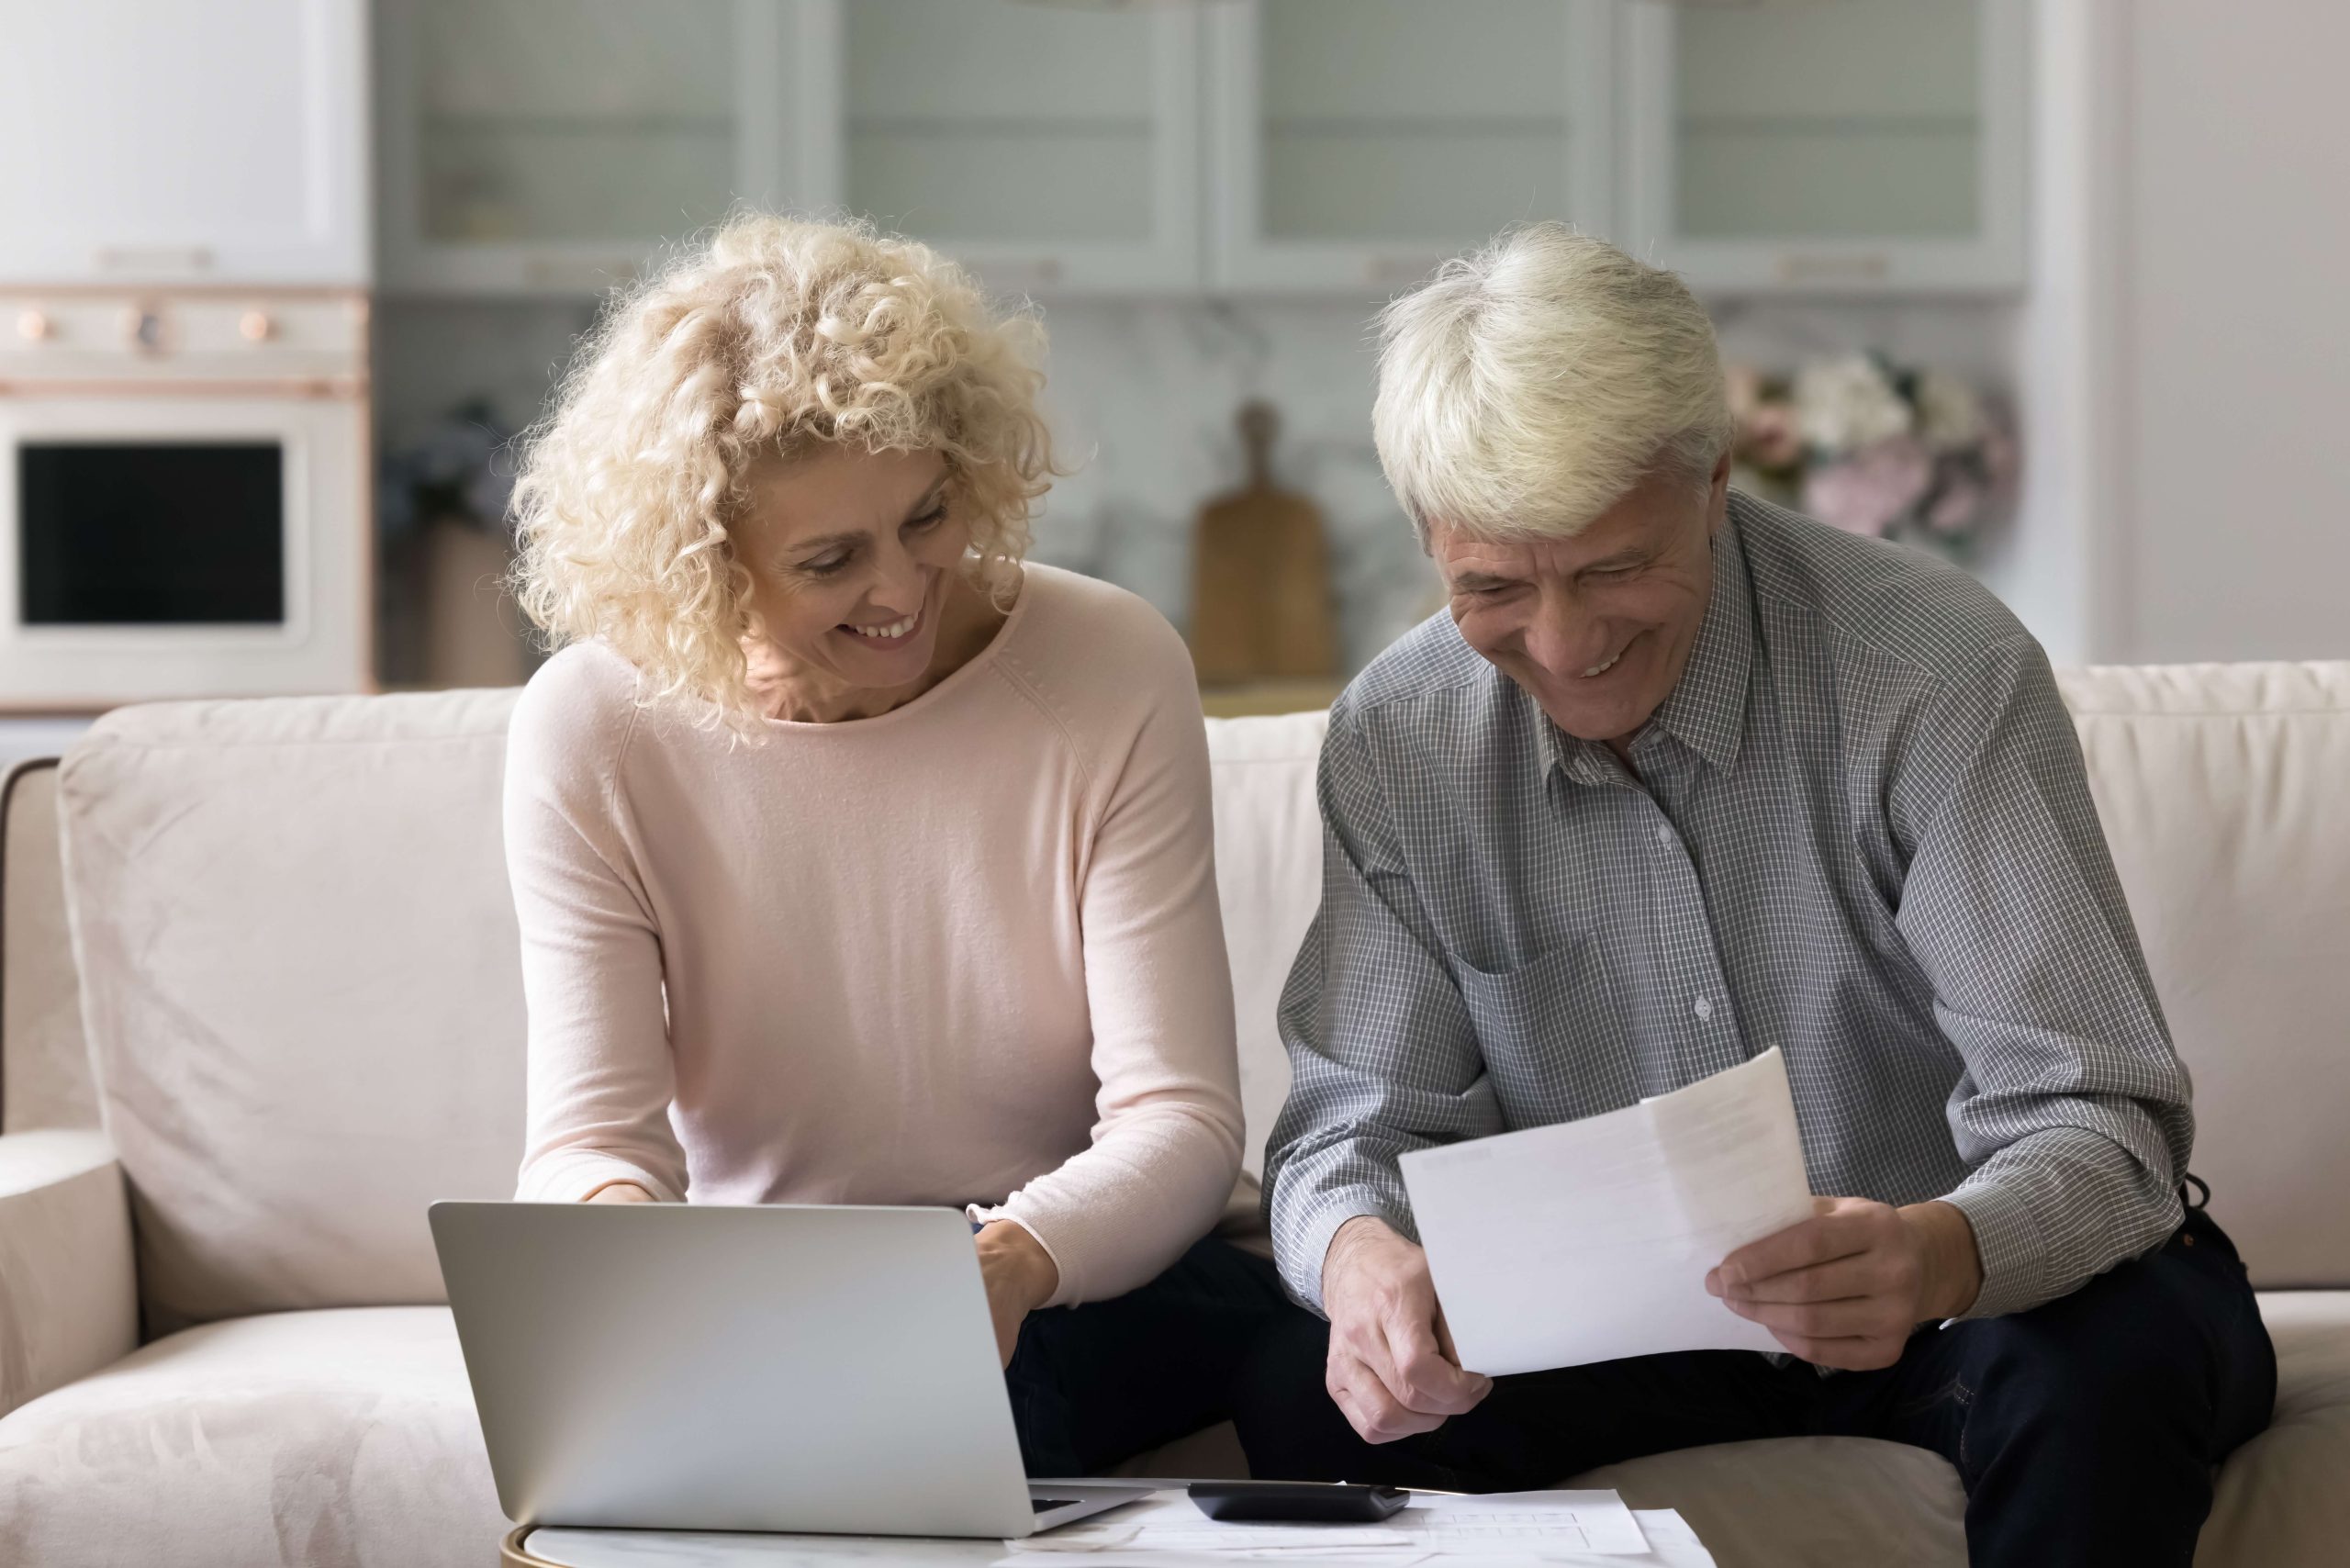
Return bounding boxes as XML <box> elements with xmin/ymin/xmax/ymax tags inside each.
<box><xmin>19</xmin><ymin>439</ymin><xmax>286</xmax><ymax>625</ymax></box>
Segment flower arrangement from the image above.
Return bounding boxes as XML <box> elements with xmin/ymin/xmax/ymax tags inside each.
<box><xmin>1727</xmin><ymin>354</ymin><xmax>2017</xmax><ymax>559</ymax></box>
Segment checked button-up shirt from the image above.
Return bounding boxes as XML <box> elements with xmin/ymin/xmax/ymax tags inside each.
<box><xmin>1264</xmin><ymin>491</ymin><xmax>2192</xmax><ymax>1323</ymax></box>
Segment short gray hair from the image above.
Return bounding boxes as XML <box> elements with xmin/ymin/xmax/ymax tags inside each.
<box><xmin>1372</xmin><ymin>224</ymin><xmax>1732</xmax><ymax>544</ymax></box>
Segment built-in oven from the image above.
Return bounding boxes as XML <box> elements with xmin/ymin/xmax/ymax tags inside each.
<box><xmin>0</xmin><ymin>289</ymin><xmax>372</xmax><ymax>709</ymax></box>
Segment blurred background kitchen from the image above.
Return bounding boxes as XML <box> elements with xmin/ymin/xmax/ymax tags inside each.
<box><xmin>1</xmin><ymin>0</ymin><xmax>2343</xmax><ymax>761</ymax></box>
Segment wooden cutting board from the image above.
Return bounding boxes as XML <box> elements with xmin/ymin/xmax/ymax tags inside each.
<box><xmin>1190</xmin><ymin>401</ymin><xmax>1338</xmax><ymax>684</ymax></box>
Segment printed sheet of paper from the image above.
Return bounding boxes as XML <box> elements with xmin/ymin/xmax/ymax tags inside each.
<box><xmin>1399</xmin><ymin>1047</ymin><xmax>1815</xmax><ymax>1376</ymax></box>
<box><xmin>1005</xmin><ymin>1488</ymin><xmax>1647</xmax><ymax>1561</ymax></box>
<box><xmin>1406</xmin><ymin>1492</ymin><xmax>1650</xmax><ymax>1555</ymax></box>
<box><xmin>997</xmin><ymin>1499</ymin><xmax>1715</xmax><ymax>1567</ymax></box>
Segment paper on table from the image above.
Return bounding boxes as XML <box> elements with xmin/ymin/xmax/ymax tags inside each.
<box><xmin>1007</xmin><ymin>1489</ymin><xmax>1648</xmax><ymax>1562</ymax></box>
<box><xmin>1399</xmin><ymin>1047</ymin><xmax>1815</xmax><ymax>1376</ymax></box>
<box><xmin>1406</xmin><ymin>1492</ymin><xmax>1649</xmax><ymax>1555</ymax></box>
<box><xmin>995</xmin><ymin>1505</ymin><xmax>1714</xmax><ymax>1568</ymax></box>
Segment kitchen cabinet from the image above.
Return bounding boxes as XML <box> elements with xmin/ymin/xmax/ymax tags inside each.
<box><xmin>1204</xmin><ymin>0</ymin><xmax>1616</xmax><ymax>294</ymax></box>
<box><xmin>1622</xmin><ymin>0</ymin><xmax>2030</xmax><ymax>292</ymax></box>
<box><xmin>838</xmin><ymin>0</ymin><xmax>1200</xmax><ymax>295</ymax></box>
<box><xmin>377</xmin><ymin>0</ymin><xmax>831</xmax><ymax>297</ymax></box>
<box><xmin>0</xmin><ymin>0</ymin><xmax>367</xmax><ymax>286</ymax></box>
<box><xmin>375</xmin><ymin>0</ymin><xmax>2030</xmax><ymax>300</ymax></box>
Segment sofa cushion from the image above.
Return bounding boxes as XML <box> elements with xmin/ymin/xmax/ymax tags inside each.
<box><xmin>57</xmin><ymin>691</ymin><xmax>530</xmax><ymax>1331</ymax></box>
<box><xmin>1578</xmin><ymin>1291</ymin><xmax>2350</xmax><ymax>1567</ymax></box>
<box><xmin>0</xmin><ymin>1306</ymin><xmax>506</xmax><ymax>1568</ymax></box>
<box><xmin>2056</xmin><ymin>663</ymin><xmax>2350</xmax><ymax>1289</ymax></box>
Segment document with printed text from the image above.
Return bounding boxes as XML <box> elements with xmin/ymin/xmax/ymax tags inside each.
<box><xmin>1001</xmin><ymin>1488</ymin><xmax>1686</xmax><ymax>1562</ymax></box>
<box><xmin>1399</xmin><ymin>1047</ymin><xmax>1816</xmax><ymax>1376</ymax></box>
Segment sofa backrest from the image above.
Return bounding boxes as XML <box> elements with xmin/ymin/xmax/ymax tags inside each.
<box><xmin>55</xmin><ymin>691</ymin><xmax>527</xmax><ymax>1334</ymax></box>
<box><xmin>2052</xmin><ymin>663</ymin><xmax>2350</xmax><ymax>1289</ymax></box>
<box><xmin>28</xmin><ymin>661</ymin><xmax>2350</xmax><ymax>1329</ymax></box>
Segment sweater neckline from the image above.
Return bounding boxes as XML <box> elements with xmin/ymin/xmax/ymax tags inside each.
<box><xmin>756</xmin><ymin>566</ymin><xmax>1033</xmax><ymax>734</ymax></box>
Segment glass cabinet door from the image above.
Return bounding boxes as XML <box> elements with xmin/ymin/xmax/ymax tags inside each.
<box><xmin>379</xmin><ymin>0</ymin><xmax>826</xmax><ymax>295</ymax></box>
<box><xmin>834</xmin><ymin>0</ymin><xmax>1201</xmax><ymax>294</ymax></box>
<box><xmin>1624</xmin><ymin>0</ymin><xmax>2028</xmax><ymax>292</ymax></box>
<box><xmin>1206</xmin><ymin>0</ymin><xmax>1615</xmax><ymax>292</ymax></box>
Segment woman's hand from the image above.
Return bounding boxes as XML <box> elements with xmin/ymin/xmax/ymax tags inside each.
<box><xmin>584</xmin><ymin>1181</ymin><xmax>657</xmax><ymax>1204</ymax></box>
<box><xmin>976</xmin><ymin>1221</ymin><xmax>1059</xmax><ymax>1368</ymax></box>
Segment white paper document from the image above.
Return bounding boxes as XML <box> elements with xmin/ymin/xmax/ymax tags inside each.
<box><xmin>1407</xmin><ymin>1492</ymin><xmax>1651</xmax><ymax>1555</ymax></box>
<box><xmin>1006</xmin><ymin>1489</ymin><xmax>1647</xmax><ymax>1559</ymax></box>
<box><xmin>1399</xmin><ymin>1047</ymin><xmax>1815</xmax><ymax>1376</ymax></box>
<box><xmin>997</xmin><ymin>1494</ymin><xmax>1716</xmax><ymax>1568</ymax></box>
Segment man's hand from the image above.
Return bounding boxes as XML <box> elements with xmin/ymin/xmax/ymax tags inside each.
<box><xmin>1319</xmin><ymin>1216</ymin><xmax>1494</xmax><ymax>1444</ymax></box>
<box><xmin>1707</xmin><ymin>1196</ymin><xmax>1984</xmax><ymax>1371</ymax></box>
<box><xmin>977</xmin><ymin>1221</ymin><xmax>1060</xmax><ymax>1369</ymax></box>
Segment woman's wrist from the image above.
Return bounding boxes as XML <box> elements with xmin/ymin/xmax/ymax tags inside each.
<box><xmin>582</xmin><ymin>1179</ymin><xmax>657</xmax><ymax>1204</ymax></box>
<box><xmin>977</xmin><ymin>1219</ymin><xmax>1060</xmax><ymax>1311</ymax></box>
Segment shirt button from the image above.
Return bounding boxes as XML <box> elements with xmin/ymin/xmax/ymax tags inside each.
<box><xmin>1654</xmin><ymin>823</ymin><xmax>1673</xmax><ymax>846</ymax></box>
<box><xmin>1694</xmin><ymin>996</ymin><xmax>1715</xmax><ymax>1021</ymax></box>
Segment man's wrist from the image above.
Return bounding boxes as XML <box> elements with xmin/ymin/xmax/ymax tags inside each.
<box><xmin>1321</xmin><ymin>1214</ymin><xmax>1403</xmax><ymax>1302</ymax></box>
<box><xmin>1900</xmin><ymin>1200</ymin><xmax>1985</xmax><ymax>1319</ymax></box>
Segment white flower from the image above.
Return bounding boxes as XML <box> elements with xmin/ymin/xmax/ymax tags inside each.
<box><xmin>1795</xmin><ymin>355</ymin><xmax>1911</xmax><ymax>455</ymax></box>
<box><xmin>1914</xmin><ymin>369</ymin><xmax>1987</xmax><ymax>454</ymax></box>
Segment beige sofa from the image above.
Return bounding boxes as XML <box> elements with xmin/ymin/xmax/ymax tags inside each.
<box><xmin>1</xmin><ymin>663</ymin><xmax>2345</xmax><ymax>1567</ymax></box>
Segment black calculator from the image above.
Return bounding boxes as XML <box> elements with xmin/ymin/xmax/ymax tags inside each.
<box><xmin>1187</xmin><ymin>1480</ymin><xmax>1412</xmax><ymax>1523</ymax></box>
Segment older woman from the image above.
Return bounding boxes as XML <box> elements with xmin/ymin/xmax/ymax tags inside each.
<box><xmin>502</xmin><ymin>214</ymin><xmax>1284</xmax><ymax>1476</ymax></box>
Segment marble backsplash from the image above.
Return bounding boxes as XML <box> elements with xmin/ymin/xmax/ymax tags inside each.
<box><xmin>375</xmin><ymin>292</ymin><xmax>2018</xmax><ymax>678</ymax></box>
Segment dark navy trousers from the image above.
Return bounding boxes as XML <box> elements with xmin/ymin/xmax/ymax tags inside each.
<box><xmin>1233</xmin><ymin>1206</ymin><xmax>2276</xmax><ymax>1567</ymax></box>
<box><xmin>1005</xmin><ymin>1236</ymin><xmax>1292</xmax><ymax>1478</ymax></box>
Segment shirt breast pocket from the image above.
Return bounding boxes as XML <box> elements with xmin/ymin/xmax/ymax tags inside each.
<box><xmin>1453</xmin><ymin>938</ymin><xmax>1644</xmax><ymax>1127</ymax></box>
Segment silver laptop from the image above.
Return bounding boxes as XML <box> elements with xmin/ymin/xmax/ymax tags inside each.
<box><xmin>429</xmin><ymin>1201</ymin><xmax>1153</xmax><ymax>1538</ymax></box>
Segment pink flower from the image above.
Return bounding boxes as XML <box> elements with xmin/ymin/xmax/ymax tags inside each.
<box><xmin>1802</xmin><ymin>437</ymin><xmax>1932</xmax><ymax>538</ymax></box>
<box><xmin>1926</xmin><ymin>471</ymin><xmax>1986</xmax><ymax>535</ymax></box>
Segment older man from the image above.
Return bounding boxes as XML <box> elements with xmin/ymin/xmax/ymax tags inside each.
<box><xmin>1238</xmin><ymin>227</ymin><xmax>2274</xmax><ymax>1566</ymax></box>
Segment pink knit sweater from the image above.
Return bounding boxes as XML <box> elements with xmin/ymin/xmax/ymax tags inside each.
<box><xmin>504</xmin><ymin>566</ymin><xmax>1243</xmax><ymax>1305</ymax></box>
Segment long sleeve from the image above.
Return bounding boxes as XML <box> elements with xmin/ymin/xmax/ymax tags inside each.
<box><xmin>1894</xmin><ymin>634</ymin><xmax>2193</xmax><ymax>1318</ymax></box>
<box><xmin>1262</xmin><ymin>707</ymin><xmax>1502</xmax><ymax>1315</ymax></box>
<box><xmin>972</xmin><ymin>622</ymin><xmax>1245</xmax><ymax>1305</ymax></box>
<box><xmin>505</xmin><ymin>660</ymin><xmax>688</xmax><ymax>1205</ymax></box>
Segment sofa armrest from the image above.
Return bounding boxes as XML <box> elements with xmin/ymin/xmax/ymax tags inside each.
<box><xmin>0</xmin><ymin>1129</ymin><xmax>137</xmax><ymax>1419</ymax></box>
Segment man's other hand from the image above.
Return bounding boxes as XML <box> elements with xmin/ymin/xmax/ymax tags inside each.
<box><xmin>1319</xmin><ymin>1215</ymin><xmax>1494</xmax><ymax>1443</ymax></box>
<box><xmin>1707</xmin><ymin>1196</ymin><xmax>1985</xmax><ymax>1370</ymax></box>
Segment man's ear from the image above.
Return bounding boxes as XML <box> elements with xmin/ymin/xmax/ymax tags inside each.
<box><xmin>1706</xmin><ymin>448</ymin><xmax>1733</xmax><ymax>538</ymax></box>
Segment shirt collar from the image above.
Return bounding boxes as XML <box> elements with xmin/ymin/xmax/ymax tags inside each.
<box><xmin>1542</xmin><ymin>505</ymin><xmax>1754</xmax><ymax>783</ymax></box>
<box><xmin>1648</xmin><ymin>506</ymin><xmax>1753</xmax><ymax>773</ymax></box>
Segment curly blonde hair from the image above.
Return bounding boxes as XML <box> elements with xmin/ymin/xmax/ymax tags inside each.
<box><xmin>509</xmin><ymin>213</ymin><xmax>1056</xmax><ymax>731</ymax></box>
